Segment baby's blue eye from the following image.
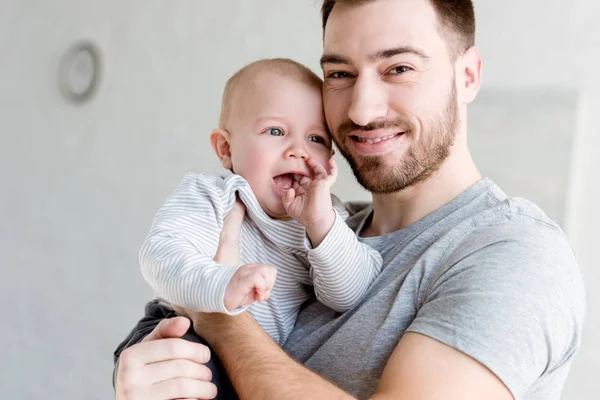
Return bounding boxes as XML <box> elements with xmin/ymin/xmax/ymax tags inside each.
<box><xmin>267</xmin><ymin>128</ymin><xmax>284</xmax><ymax>136</ymax></box>
<box><xmin>309</xmin><ymin>135</ymin><xmax>327</xmax><ymax>145</ymax></box>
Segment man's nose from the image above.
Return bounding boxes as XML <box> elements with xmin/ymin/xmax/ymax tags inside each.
<box><xmin>347</xmin><ymin>73</ymin><xmax>389</xmax><ymax>127</ymax></box>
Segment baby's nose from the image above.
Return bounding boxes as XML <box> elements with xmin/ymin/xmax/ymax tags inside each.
<box><xmin>284</xmin><ymin>146</ymin><xmax>308</xmax><ymax>160</ymax></box>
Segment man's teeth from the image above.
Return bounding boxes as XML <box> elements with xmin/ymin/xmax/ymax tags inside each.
<box><xmin>356</xmin><ymin>134</ymin><xmax>398</xmax><ymax>144</ymax></box>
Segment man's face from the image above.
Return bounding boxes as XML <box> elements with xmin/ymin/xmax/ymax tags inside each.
<box><xmin>321</xmin><ymin>0</ymin><xmax>460</xmax><ymax>193</ymax></box>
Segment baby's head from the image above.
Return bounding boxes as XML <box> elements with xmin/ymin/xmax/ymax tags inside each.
<box><xmin>210</xmin><ymin>58</ymin><xmax>333</xmax><ymax>220</ymax></box>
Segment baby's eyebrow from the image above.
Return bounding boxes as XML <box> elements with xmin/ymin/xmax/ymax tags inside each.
<box><xmin>253</xmin><ymin>116</ymin><xmax>289</xmax><ymax>130</ymax></box>
<box><xmin>255</xmin><ymin>116</ymin><xmax>288</xmax><ymax>124</ymax></box>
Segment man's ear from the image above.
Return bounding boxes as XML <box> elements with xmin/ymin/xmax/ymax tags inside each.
<box><xmin>210</xmin><ymin>128</ymin><xmax>233</xmax><ymax>170</ymax></box>
<box><xmin>456</xmin><ymin>46</ymin><xmax>482</xmax><ymax>105</ymax></box>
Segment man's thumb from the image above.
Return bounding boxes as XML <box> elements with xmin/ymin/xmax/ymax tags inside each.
<box><xmin>141</xmin><ymin>316</ymin><xmax>190</xmax><ymax>342</ymax></box>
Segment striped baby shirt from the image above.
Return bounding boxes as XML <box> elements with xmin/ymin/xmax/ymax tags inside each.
<box><xmin>140</xmin><ymin>172</ymin><xmax>382</xmax><ymax>345</ymax></box>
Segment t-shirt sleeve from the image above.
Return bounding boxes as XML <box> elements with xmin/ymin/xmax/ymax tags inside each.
<box><xmin>406</xmin><ymin>221</ymin><xmax>585</xmax><ymax>399</ymax></box>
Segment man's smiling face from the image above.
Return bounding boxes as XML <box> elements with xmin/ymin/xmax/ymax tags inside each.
<box><xmin>321</xmin><ymin>0</ymin><xmax>461</xmax><ymax>194</ymax></box>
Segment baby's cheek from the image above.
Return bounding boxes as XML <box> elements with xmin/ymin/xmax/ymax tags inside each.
<box><xmin>315</xmin><ymin>147</ymin><xmax>334</xmax><ymax>168</ymax></box>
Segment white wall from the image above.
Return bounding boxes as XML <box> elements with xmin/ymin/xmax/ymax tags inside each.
<box><xmin>0</xmin><ymin>1</ymin><xmax>597</xmax><ymax>399</ymax></box>
<box><xmin>475</xmin><ymin>3</ymin><xmax>600</xmax><ymax>399</ymax></box>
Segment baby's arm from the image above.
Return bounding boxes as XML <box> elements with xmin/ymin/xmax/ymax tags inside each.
<box><xmin>140</xmin><ymin>174</ymin><xmax>247</xmax><ymax>314</ymax></box>
<box><xmin>282</xmin><ymin>158</ymin><xmax>382</xmax><ymax>312</ymax></box>
<box><xmin>306</xmin><ymin>208</ymin><xmax>382</xmax><ymax>312</ymax></box>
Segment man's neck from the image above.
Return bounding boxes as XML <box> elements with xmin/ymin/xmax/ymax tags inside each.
<box><xmin>361</xmin><ymin>148</ymin><xmax>481</xmax><ymax>238</ymax></box>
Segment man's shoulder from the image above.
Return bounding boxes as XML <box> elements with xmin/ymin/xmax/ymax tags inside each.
<box><xmin>341</xmin><ymin>201</ymin><xmax>373</xmax><ymax>231</ymax></box>
<box><xmin>457</xmin><ymin>194</ymin><xmax>570</xmax><ymax>251</ymax></box>
<box><xmin>343</xmin><ymin>201</ymin><xmax>372</xmax><ymax>215</ymax></box>
<box><xmin>439</xmin><ymin>194</ymin><xmax>583</xmax><ymax>302</ymax></box>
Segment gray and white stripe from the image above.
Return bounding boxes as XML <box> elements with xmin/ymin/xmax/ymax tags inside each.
<box><xmin>140</xmin><ymin>172</ymin><xmax>382</xmax><ymax>345</ymax></box>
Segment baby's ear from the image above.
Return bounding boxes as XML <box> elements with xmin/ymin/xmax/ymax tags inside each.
<box><xmin>210</xmin><ymin>128</ymin><xmax>233</xmax><ymax>170</ymax></box>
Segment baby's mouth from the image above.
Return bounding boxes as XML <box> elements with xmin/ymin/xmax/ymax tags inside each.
<box><xmin>272</xmin><ymin>173</ymin><xmax>308</xmax><ymax>191</ymax></box>
<box><xmin>273</xmin><ymin>173</ymin><xmax>294</xmax><ymax>191</ymax></box>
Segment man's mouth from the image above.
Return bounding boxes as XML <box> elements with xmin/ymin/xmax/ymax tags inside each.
<box><xmin>352</xmin><ymin>132</ymin><xmax>403</xmax><ymax>144</ymax></box>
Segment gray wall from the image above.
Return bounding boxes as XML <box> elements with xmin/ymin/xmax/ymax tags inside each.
<box><xmin>0</xmin><ymin>1</ymin><xmax>597</xmax><ymax>399</ymax></box>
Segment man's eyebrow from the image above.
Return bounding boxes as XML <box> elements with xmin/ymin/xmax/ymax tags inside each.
<box><xmin>320</xmin><ymin>54</ymin><xmax>350</xmax><ymax>68</ymax></box>
<box><xmin>320</xmin><ymin>46</ymin><xmax>429</xmax><ymax>68</ymax></box>
<box><xmin>369</xmin><ymin>46</ymin><xmax>430</xmax><ymax>62</ymax></box>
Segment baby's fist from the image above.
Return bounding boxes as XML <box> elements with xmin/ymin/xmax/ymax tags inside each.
<box><xmin>224</xmin><ymin>264</ymin><xmax>277</xmax><ymax>311</ymax></box>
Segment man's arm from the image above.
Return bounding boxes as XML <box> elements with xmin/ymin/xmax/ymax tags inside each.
<box><xmin>185</xmin><ymin>220</ymin><xmax>584</xmax><ymax>400</ymax></box>
<box><xmin>373</xmin><ymin>332</ymin><xmax>513</xmax><ymax>400</ymax></box>
<box><xmin>182</xmin><ymin>310</ymin><xmax>353</xmax><ymax>400</ymax></box>
<box><xmin>183</xmin><ymin>310</ymin><xmax>513</xmax><ymax>400</ymax></box>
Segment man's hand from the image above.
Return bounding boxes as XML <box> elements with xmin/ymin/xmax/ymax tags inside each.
<box><xmin>282</xmin><ymin>157</ymin><xmax>338</xmax><ymax>247</ymax></box>
<box><xmin>115</xmin><ymin>317</ymin><xmax>217</xmax><ymax>400</ymax></box>
<box><xmin>224</xmin><ymin>263</ymin><xmax>277</xmax><ymax>310</ymax></box>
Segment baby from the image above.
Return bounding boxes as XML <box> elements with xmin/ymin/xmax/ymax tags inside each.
<box><xmin>140</xmin><ymin>58</ymin><xmax>382</xmax><ymax>345</ymax></box>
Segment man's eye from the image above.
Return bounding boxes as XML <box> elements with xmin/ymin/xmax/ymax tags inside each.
<box><xmin>327</xmin><ymin>71</ymin><xmax>351</xmax><ymax>79</ymax></box>
<box><xmin>389</xmin><ymin>66</ymin><xmax>412</xmax><ymax>75</ymax></box>
<box><xmin>267</xmin><ymin>128</ymin><xmax>284</xmax><ymax>136</ymax></box>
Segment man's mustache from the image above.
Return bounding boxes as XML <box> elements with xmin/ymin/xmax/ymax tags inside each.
<box><xmin>336</xmin><ymin>117</ymin><xmax>413</xmax><ymax>137</ymax></box>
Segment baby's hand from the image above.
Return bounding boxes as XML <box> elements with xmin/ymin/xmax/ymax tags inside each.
<box><xmin>282</xmin><ymin>157</ymin><xmax>338</xmax><ymax>247</ymax></box>
<box><xmin>224</xmin><ymin>264</ymin><xmax>277</xmax><ymax>311</ymax></box>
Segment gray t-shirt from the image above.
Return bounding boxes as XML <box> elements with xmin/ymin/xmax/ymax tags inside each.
<box><xmin>283</xmin><ymin>178</ymin><xmax>585</xmax><ymax>400</ymax></box>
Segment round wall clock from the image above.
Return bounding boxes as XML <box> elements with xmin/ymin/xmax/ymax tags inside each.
<box><xmin>58</xmin><ymin>40</ymin><xmax>102</xmax><ymax>104</ymax></box>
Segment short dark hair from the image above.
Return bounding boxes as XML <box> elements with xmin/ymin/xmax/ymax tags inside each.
<box><xmin>321</xmin><ymin>0</ymin><xmax>475</xmax><ymax>59</ymax></box>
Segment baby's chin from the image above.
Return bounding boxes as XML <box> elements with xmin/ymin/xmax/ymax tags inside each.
<box><xmin>261</xmin><ymin>200</ymin><xmax>292</xmax><ymax>221</ymax></box>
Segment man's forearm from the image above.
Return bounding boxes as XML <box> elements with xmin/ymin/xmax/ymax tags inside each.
<box><xmin>199</xmin><ymin>312</ymin><xmax>354</xmax><ymax>400</ymax></box>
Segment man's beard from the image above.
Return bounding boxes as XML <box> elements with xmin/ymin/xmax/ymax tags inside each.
<box><xmin>332</xmin><ymin>83</ymin><xmax>459</xmax><ymax>194</ymax></box>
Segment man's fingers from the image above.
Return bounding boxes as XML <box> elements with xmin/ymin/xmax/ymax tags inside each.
<box><xmin>145</xmin><ymin>359</ymin><xmax>213</xmax><ymax>384</ymax></box>
<box><xmin>153</xmin><ymin>377</ymin><xmax>218</xmax><ymax>400</ymax></box>
<box><xmin>142</xmin><ymin>317</ymin><xmax>190</xmax><ymax>343</ymax></box>
<box><xmin>122</xmin><ymin>337</ymin><xmax>211</xmax><ymax>366</ymax></box>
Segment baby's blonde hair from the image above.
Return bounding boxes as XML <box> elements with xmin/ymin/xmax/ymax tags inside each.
<box><xmin>219</xmin><ymin>58</ymin><xmax>323</xmax><ymax>130</ymax></box>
